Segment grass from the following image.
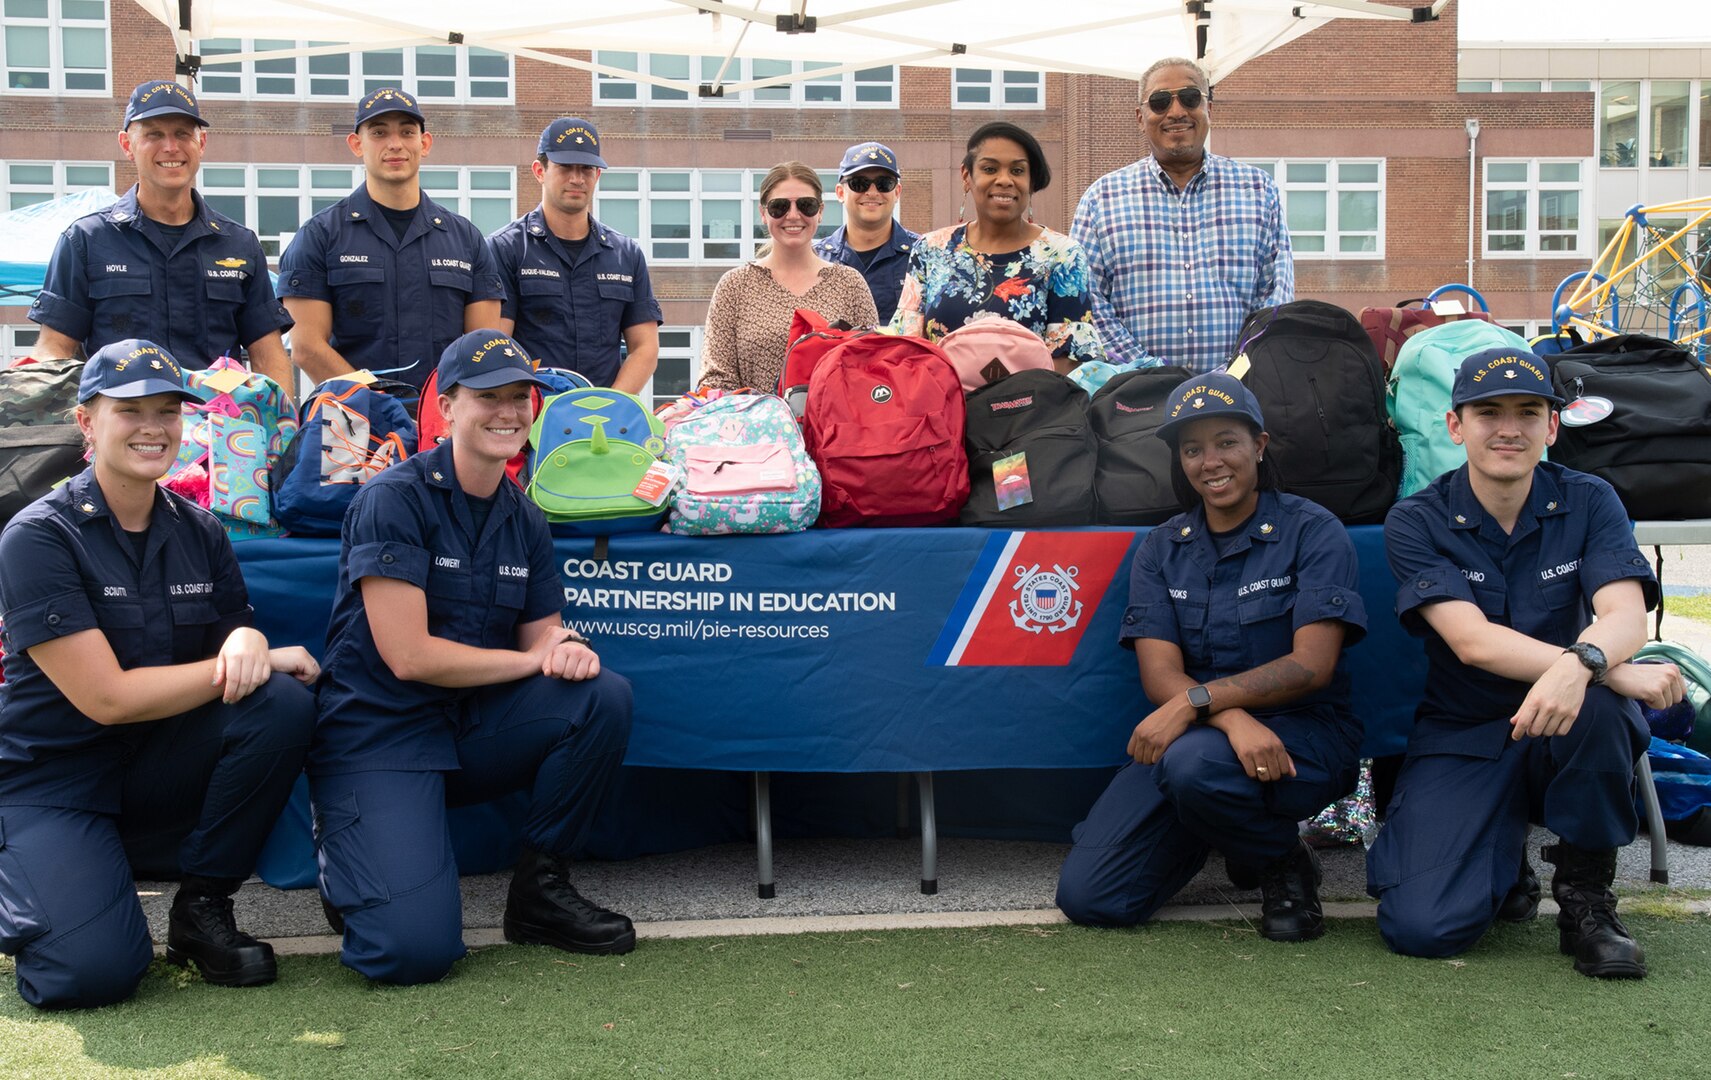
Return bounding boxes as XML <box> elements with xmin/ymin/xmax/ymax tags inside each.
<box><xmin>1665</xmin><ymin>592</ymin><xmax>1711</xmax><ymax>625</ymax></box>
<box><xmin>4</xmin><ymin>915</ymin><xmax>1711</xmax><ymax>1079</ymax></box>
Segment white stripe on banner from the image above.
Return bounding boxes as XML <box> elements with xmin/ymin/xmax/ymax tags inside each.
<box><xmin>945</xmin><ymin>532</ymin><xmax>1025</xmax><ymax>666</ymax></box>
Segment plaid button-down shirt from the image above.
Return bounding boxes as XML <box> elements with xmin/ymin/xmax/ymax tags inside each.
<box><xmin>1071</xmin><ymin>152</ymin><xmax>1293</xmax><ymax>374</ymax></box>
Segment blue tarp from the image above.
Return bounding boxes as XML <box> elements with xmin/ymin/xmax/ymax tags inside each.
<box><xmin>0</xmin><ymin>188</ymin><xmax>120</xmax><ymax>304</ymax></box>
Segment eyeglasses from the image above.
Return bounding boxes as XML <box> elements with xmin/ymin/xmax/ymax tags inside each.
<box><xmin>844</xmin><ymin>174</ymin><xmax>897</xmax><ymax>194</ymax></box>
<box><xmin>764</xmin><ymin>196</ymin><xmax>823</xmax><ymax>219</ymax></box>
<box><xmin>1145</xmin><ymin>86</ymin><xmax>1206</xmax><ymax>114</ymax></box>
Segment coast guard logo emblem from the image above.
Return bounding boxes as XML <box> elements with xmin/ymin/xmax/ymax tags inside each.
<box><xmin>1010</xmin><ymin>563</ymin><xmax>1082</xmax><ymax>635</ymax></box>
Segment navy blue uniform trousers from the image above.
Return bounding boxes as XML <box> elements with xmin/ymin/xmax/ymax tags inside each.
<box><xmin>310</xmin><ymin>670</ymin><xmax>631</xmax><ymax>985</ymax></box>
<box><xmin>1057</xmin><ymin>709</ymin><xmax>1359</xmax><ymax>927</ymax></box>
<box><xmin>1367</xmin><ymin>685</ymin><xmax>1647</xmax><ymax>958</ymax></box>
<box><xmin>0</xmin><ymin>673</ymin><xmax>314</xmax><ymax>1009</ymax></box>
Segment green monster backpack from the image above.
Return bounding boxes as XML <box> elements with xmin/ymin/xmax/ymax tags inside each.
<box><xmin>525</xmin><ymin>387</ymin><xmax>668</xmax><ymax>534</ymax></box>
<box><xmin>1386</xmin><ymin>320</ymin><xmax>1534</xmax><ymax>498</ymax></box>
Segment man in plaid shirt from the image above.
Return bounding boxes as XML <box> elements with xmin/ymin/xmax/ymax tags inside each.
<box><xmin>1071</xmin><ymin>58</ymin><xmax>1294</xmax><ymax>374</ymax></box>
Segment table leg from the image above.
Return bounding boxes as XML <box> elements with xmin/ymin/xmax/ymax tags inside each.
<box><xmin>916</xmin><ymin>771</ymin><xmax>938</xmax><ymax>895</ymax></box>
<box><xmin>752</xmin><ymin>771</ymin><xmax>775</xmax><ymax>898</ymax></box>
<box><xmin>1637</xmin><ymin>755</ymin><xmax>1670</xmax><ymax>885</ymax></box>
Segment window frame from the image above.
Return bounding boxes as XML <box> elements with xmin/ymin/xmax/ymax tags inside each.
<box><xmin>2</xmin><ymin>0</ymin><xmax>110</xmax><ymax>96</ymax></box>
<box><xmin>1238</xmin><ymin>157</ymin><xmax>1385</xmax><ymax>261</ymax></box>
<box><xmin>949</xmin><ymin>68</ymin><xmax>1045</xmax><ymax>110</ymax></box>
<box><xmin>634</xmin><ymin>326</ymin><xmax>704</xmax><ymax>410</ymax></box>
<box><xmin>1481</xmin><ymin>157</ymin><xmax>1592</xmax><ymax>259</ymax></box>
<box><xmin>193</xmin><ymin>39</ymin><xmax>513</xmax><ymax>104</ymax></box>
<box><xmin>594</xmin><ymin>167</ymin><xmax>844</xmax><ymax>266</ymax></box>
<box><xmin>2</xmin><ymin>158</ymin><xmax>113</xmax><ymax>210</ymax></box>
<box><xmin>592</xmin><ymin>52</ymin><xmax>897</xmax><ymax>108</ymax></box>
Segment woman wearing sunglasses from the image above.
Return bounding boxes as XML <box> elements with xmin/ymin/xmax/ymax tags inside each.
<box><xmin>699</xmin><ymin>161</ymin><xmax>878</xmax><ymax>393</ymax></box>
<box><xmin>890</xmin><ymin>121</ymin><xmax>1103</xmax><ymax>368</ymax></box>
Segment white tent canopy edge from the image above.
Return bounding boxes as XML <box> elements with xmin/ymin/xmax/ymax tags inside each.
<box><xmin>132</xmin><ymin>0</ymin><xmax>1450</xmax><ymax>95</ymax></box>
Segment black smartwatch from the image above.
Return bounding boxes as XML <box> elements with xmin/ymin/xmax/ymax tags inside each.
<box><xmin>1186</xmin><ymin>684</ymin><xmax>1213</xmax><ymax>723</ymax></box>
<box><xmin>1563</xmin><ymin>642</ymin><xmax>1607</xmax><ymax>685</ymax></box>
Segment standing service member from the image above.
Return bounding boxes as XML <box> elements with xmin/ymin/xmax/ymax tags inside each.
<box><xmin>1370</xmin><ymin>347</ymin><xmax>1685</xmax><ymax>978</ymax></box>
<box><xmin>280</xmin><ymin>87</ymin><xmax>504</xmax><ymax>391</ymax></box>
<box><xmin>0</xmin><ymin>340</ymin><xmax>318</xmax><ymax>1009</ymax></box>
<box><xmin>814</xmin><ymin>141</ymin><xmax>918</xmax><ymax>326</ymax></box>
<box><xmin>30</xmin><ymin>80</ymin><xmax>294</xmax><ymax>388</ymax></box>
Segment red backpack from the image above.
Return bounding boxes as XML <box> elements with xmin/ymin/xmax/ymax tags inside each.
<box><xmin>802</xmin><ymin>333</ymin><xmax>968</xmax><ymax>528</ymax></box>
<box><xmin>777</xmin><ymin>309</ymin><xmax>871</xmax><ymax>420</ymax></box>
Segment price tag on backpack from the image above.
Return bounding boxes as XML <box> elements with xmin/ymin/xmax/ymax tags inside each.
<box><xmin>344</xmin><ymin>369</ymin><xmax>378</xmax><ymax>386</ymax></box>
<box><xmin>993</xmin><ymin>452</ymin><xmax>1034</xmax><ymax>511</ymax></box>
<box><xmin>198</xmin><ymin>367</ymin><xmax>251</xmax><ymax>395</ymax></box>
<box><xmin>1559</xmin><ymin>395</ymin><xmax>1614</xmax><ymax>428</ymax></box>
<box><xmin>1429</xmin><ymin>299</ymin><xmax>1467</xmax><ymax>316</ymax></box>
<box><xmin>1225</xmin><ymin>352</ymin><xmax>1251</xmax><ymax>381</ymax></box>
<box><xmin>632</xmin><ymin>459</ymin><xmax>683</xmax><ymax>506</ymax></box>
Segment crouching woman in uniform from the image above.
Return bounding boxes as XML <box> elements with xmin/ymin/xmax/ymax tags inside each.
<box><xmin>310</xmin><ymin>330</ymin><xmax>634</xmax><ymax>985</ymax></box>
<box><xmin>1056</xmin><ymin>373</ymin><xmax>1365</xmax><ymax>941</ymax></box>
<box><xmin>0</xmin><ymin>339</ymin><xmax>318</xmax><ymax>1009</ymax></box>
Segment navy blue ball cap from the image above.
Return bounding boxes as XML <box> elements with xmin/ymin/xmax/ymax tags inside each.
<box><xmin>538</xmin><ymin>117</ymin><xmax>607</xmax><ymax>168</ymax></box>
<box><xmin>1156</xmin><ymin>373</ymin><xmax>1267</xmax><ymax>446</ymax></box>
<box><xmin>1451</xmin><ymin>347</ymin><xmax>1564</xmax><ymax>408</ymax></box>
<box><xmin>838</xmin><ymin>141</ymin><xmax>900</xmax><ymax>179</ymax></box>
<box><xmin>353</xmin><ymin>86</ymin><xmax>426</xmax><ymax>132</ymax></box>
<box><xmin>436</xmin><ymin>330</ymin><xmax>551</xmax><ymax>392</ymax></box>
<box><xmin>78</xmin><ymin>339</ymin><xmax>199</xmax><ymax>403</ymax></box>
<box><xmin>123</xmin><ymin>80</ymin><xmax>207</xmax><ymax>127</ymax></box>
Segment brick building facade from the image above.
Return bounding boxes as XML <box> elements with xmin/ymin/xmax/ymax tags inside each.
<box><xmin>3</xmin><ymin>2</ymin><xmax>1705</xmax><ymax>391</ymax></box>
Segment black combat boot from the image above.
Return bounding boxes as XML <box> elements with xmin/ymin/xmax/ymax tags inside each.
<box><xmin>504</xmin><ymin>848</ymin><xmax>636</xmax><ymax>956</ymax></box>
<box><xmin>1497</xmin><ymin>858</ymin><xmax>1541</xmax><ymax>922</ymax></box>
<box><xmin>1258</xmin><ymin>841</ymin><xmax>1325</xmax><ymax>943</ymax></box>
<box><xmin>1542</xmin><ymin>842</ymin><xmax>1646</xmax><ymax>979</ymax></box>
<box><xmin>166</xmin><ymin>875</ymin><xmax>277</xmax><ymax>987</ymax></box>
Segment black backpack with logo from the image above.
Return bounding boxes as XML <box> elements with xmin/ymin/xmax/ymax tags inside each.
<box><xmin>1548</xmin><ymin>333</ymin><xmax>1711</xmax><ymax>519</ymax></box>
<box><xmin>1236</xmin><ymin>301</ymin><xmax>1400</xmax><ymax>524</ymax></box>
<box><xmin>1089</xmin><ymin>365</ymin><xmax>1190</xmax><ymax>525</ymax></box>
<box><xmin>961</xmin><ymin>369</ymin><xmax>1097</xmax><ymax>526</ymax></box>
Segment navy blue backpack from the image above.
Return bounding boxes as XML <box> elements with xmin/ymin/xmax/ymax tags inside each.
<box><xmin>270</xmin><ymin>378</ymin><xmax>417</xmax><ymax>536</ymax></box>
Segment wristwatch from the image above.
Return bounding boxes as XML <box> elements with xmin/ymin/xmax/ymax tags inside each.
<box><xmin>1185</xmin><ymin>684</ymin><xmax>1213</xmax><ymax>723</ymax></box>
<box><xmin>1563</xmin><ymin>642</ymin><xmax>1607</xmax><ymax>685</ymax></box>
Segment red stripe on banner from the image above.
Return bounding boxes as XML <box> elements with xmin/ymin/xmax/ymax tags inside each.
<box><xmin>953</xmin><ymin>532</ymin><xmax>1135</xmax><ymax>667</ymax></box>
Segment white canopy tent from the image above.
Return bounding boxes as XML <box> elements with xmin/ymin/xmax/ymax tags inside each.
<box><xmin>132</xmin><ymin>0</ymin><xmax>1450</xmax><ymax>96</ymax></box>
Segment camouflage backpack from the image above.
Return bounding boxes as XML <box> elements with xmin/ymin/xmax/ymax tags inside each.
<box><xmin>0</xmin><ymin>358</ymin><xmax>86</xmax><ymax>529</ymax></box>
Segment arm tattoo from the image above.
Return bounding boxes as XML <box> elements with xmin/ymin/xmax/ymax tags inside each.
<box><xmin>1217</xmin><ymin>657</ymin><xmax>1317</xmax><ymax>701</ymax></box>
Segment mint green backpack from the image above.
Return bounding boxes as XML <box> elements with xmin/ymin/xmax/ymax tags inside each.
<box><xmin>1387</xmin><ymin>320</ymin><xmax>1533</xmax><ymax>497</ymax></box>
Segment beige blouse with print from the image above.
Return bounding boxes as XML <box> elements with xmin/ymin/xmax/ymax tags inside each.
<box><xmin>698</xmin><ymin>262</ymin><xmax>879</xmax><ymax>392</ymax></box>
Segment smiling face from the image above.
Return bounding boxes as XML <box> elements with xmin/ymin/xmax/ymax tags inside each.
<box><xmin>120</xmin><ymin>116</ymin><xmax>205</xmax><ymax>198</ymax></box>
<box><xmin>79</xmin><ymin>393</ymin><xmax>184</xmax><ymax>487</ymax></box>
<box><xmin>762</xmin><ymin>176</ymin><xmax>823</xmax><ymax>253</ymax></box>
<box><xmin>1175</xmin><ymin>416</ymin><xmax>1267</xmax><ymax>529</ymax></box>
<box><xmin>961</xmin><ymin>137</ymin><xmax>1032</xmax><ymax>229</ymax></box>
<box><xmin>347</xmin><ymin>113</ymin><xmax>433</xmax><ymax>186</ymax></box>
<box><xmin>1448</xmin><ymin>395</ymin><xmax>1557</xmax><ymax>486</ymax></box>
<box><xmin>1139</xmin><ymin>63</ymin><xmax>1210</xmax><ymax>170</ymax></box>
<box><xmin>442</xmin><ymin>382</ymin><xmax>534</xmax><ymax>465</ymax></box>
<box><xmin>835</xmin><ymin>168</ymin><xmax>900</xmax><ymax>234</ymax></box>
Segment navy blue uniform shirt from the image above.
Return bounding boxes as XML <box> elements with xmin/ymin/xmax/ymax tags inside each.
<box><xmin>1384</xmin><ymin>461</ymin><xmax>1657</xmax><ymax>755</ymax></box>
<box><xmin>814</xmin><ymin>221</ymin><xmax>919</xmax><ymax>326</ymax></box>
<box><xmin>0</xmin><ymin>469</ymin><xmax>252</xmax><ymax>810</ymax></box>
<box><xmin>1120</xmin><ymin>490</ymin><xmax>1367</xmax><ymax>718</ymax></box>
<box><xmin>488</xmin><ymin>209</ymin><xmax>661</xmax><ymax>386</ymax></box>
<box><xmin>278</xmin><ymin>186</ymin><xmax>505</xmax><ymax>390</ymax></box>
<box><xmin>311</xmin><ymin>441</ymin><xmax>566</xmax><ymax>775</ymax></box>
<box><xmin>30</xmin><ymin>187</ymin><xmax>292</xmax><ymax>366</ymax></box>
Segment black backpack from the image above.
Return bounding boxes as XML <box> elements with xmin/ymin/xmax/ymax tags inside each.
<box><xmin>961</xmin><ymin>369</ymin><xmax>1097</xmax><ymax>526</ymax></box>
<box><xmin>0</xmin><ymin>358</ymin><xmax>87</xmax><ymax>530</ymax></box>
<box><xmin>1548</xmin><ymin>334</ymin><xmax>1711</xmax><ymax>519</ymax></box>
<box><xmin>1089</xmin><ymin>365</ymin><xmax>1190</xmax><ymax>525</ymax></box>
<box><xmin>1236</xmin><ymin>301</ymin><xmax>1400</xmax><ymax>524</ymax></box>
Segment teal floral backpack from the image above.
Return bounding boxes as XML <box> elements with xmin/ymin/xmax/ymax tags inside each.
<box><xmin>663</xmin><ymin>392</ymin><xmax>821</xmax><ymax>536</ymax></box>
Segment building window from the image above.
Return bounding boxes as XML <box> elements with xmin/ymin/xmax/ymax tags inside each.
<box><xmin>200</xmin><ymin>164</ymin><xmax>514</xmax><ymax>259</ymax></box>
<box><xmin>196</xmin><ymin>40</ymin><xmax>511</xmax><ymax>102</ymax></box>
<box><xmin>1241</xmin><ymin>159</ymin><xmax>1383</xmax><ymax>258</ymax></box>
<box><xmin>1457</xmin><ymin>80</ymin><xmax>1493</xmax><ymax>93</ymax></box>
<box><xmin>1650</xmin><ymin>80</ymin><xmax>1689</xmax><ymax>168</ymax></box>
<box><xmin>1484</xmin><ymin>159</ymin><xmax>1588</xmax><ymax>256</ymax></box>
<box><xmin>3</xmin><ymin>0</ymin><xmax>107</xmax><ymax>94</ymax></box>
<box><xmin>1600</xmin><ymin>80</ymin><xmax>1640</xmax><ymax>167</ymax></box>
<box><xmin>636</xmin><ymin>327</ymin><xmax>702</xmax><ymax>410</ymax></box>
<box><xmin>593</xmin><ymin>52</ymin><xmax>896</xmax><ymax>107</ymax></box>
<box><xmin>1499</xmin><ymin>80</ymin><xmax>1543</xmax><ymax>93</ymax></box>
<box><xmin>951</xmin><ymin>68</ymin><xmax>1044</xmax><ymax>109</ymax></box>
<box><xmin>2</xmin><ymin>159</ymin><xmax>112</xmax><ymax>209</ymax></box>
<box><xmin>1550</xmin><ymin>80</ymin><xmax>1593</xmax><ymax>93</ymax></box>
<box><xmin>595</xmin><ymin>168</ymin><xmax>843</xmax><ymax>264</ymax></box>
<box><xmin>2</xmin><ymin>323</ymin><xmax>41</xmax><ymax>363</ymax></box>
<box><xmin>1701</xmin><ymin>84</ymin><xmax>1711</xmax><ymax>170</ymax></box>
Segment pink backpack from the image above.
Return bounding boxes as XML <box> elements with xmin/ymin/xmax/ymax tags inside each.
<box><xmin>937</xmin><ymin>317</ymin><xmax>1056</xmax><ymax>393</ymax></box>
<box><xmin>803</xmin><ymin>333</ymin><xmax>968</xmax><ymax>528</ymax></box>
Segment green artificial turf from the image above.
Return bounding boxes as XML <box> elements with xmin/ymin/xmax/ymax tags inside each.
<box><xmin>4</xmin><ymin>914</ymin><xmax>1711</xmax><ymax>1079</ymax></box>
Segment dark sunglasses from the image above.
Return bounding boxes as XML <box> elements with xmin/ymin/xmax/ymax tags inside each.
<box><xmin>1145</xmin><ymin>85</ymin><xmax>1206</xmax><ymax>114</ymax></box>
<box><xmin>844</xmin><ymin>174</ymin><xmax>898</xmax><ymax>194</ymax></box>
<box><xmin>764</xmin><ymin>196</ymin><xmax>823</xmax><ymax>218</ymax></box>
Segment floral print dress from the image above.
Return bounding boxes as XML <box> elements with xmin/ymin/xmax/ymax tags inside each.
<box><xmin>888</xmin><ymin>224</ymin><xmax>1105</xmax><ymax>365</ymax></box>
